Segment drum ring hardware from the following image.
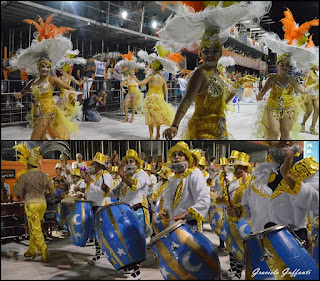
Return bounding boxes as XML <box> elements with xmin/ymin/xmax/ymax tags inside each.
<box><xmin>287</xmin><ymin>224</ymin><xmax>306</xmax><ymax>248</ymax></box>
<box><xmin>257</xmin><ymin>234</ymin><xmax>274</xmax><ymax>262</ymax></box>
<box><xmin>170</xmin><ymin>241</ymin><xmax>180</xmax><ymax>251</ymax></box>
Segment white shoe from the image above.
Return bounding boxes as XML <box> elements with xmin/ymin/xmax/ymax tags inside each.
<box><xmin>16</xmin><ymin>102</ymin><xmax>24</xmax><ymax>108</ymax></box>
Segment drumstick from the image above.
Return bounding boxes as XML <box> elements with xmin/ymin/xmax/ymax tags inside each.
<box><xmin>224</xmin><ymin>174</ymin><xmax>233</xmax><ymax>207</ymax></box>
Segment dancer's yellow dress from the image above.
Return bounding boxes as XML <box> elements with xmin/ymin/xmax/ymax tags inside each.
<box><xmin>255</xmin><ymin>74</ymin><xmax>301</xmax><ymax>139</ymax></box>
<box><xmin>144</xmin><ymin>85</ymin><xmax>175</xmax><ymax>127</ymax></box>
<box><xmin>27</xmin><ymin>77</ymin><xmax>78</xmax><ymax>139</ymax></box>
<box><xmin>185</xmin><ymin>70</ymin><xmax>229</xmax><ymax>139</ymax></box>
<box><xmin>59</xmin><ymin>76</ymin><xmax>82</xmax><ymax>119</ymax></box>
<box><xmin>127</xmin><ymin>82</ymin><xmax>143</xmax><ymax>113</ymax></box>
<box><xmin>242</xmin><ymin>81</ymin><xmax>254</xmax><ymax>100</ymax></box>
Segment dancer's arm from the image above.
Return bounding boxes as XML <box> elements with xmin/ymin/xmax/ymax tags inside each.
<box><xmin>14</xmin><ymin>78</ymin><xmax>36</xmax><ymax>99</ymax></box>
<box><xmin>70</xmin><ymin>74</ymin><xmax>84</xmax><ymax>85</ymax></box>
<box><xmin>163</xmin><ymin>69</ymin><xmax>203</xmax><ymax>140</ymax></box>
<box><xmin>256</xmin><ymin>75</ymin><xmax>275</xmax><ymax>101</ymax></box>
<box><xmin>120</xmin><ymin>79</ymin><xmax>128</xmax><ymax>94</ymax></box>
<box><xmin>50</xmin><ymin>75</ymin><xmax>74</xmax><ymax>91</ymax></box>
<box><xmin>137</xmin><ymin>75</ymin><xmax>152</xmax><ymax>86</ymax></box>
<box><xmin>291</xmin><ymin>76</ymin><xmax>317</xmax><ymax>95</ymax></box>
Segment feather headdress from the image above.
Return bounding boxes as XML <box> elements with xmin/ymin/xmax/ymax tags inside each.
<box><xmin>115</xmin><ymin>51</ymin><xmax>145</xmax><ymax>70</ymax></box>
<box><xmin>23</xmin><ymin>13</ymin><xmax>75</xmax><ymax>42</ymax></box>
<box><xmin>280</xmin><ymin>8</ymin><xmax>319</xmax><ymax>46</ymax></box>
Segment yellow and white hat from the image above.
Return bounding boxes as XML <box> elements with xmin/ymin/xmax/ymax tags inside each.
<box><xmin>71</xmin><ymin>168</ymin><xmax>81</xmax><ymax>177</ymax></box>
<box><xmin>92</xmin><ymin>152</ymin><xmax>107</xmax><ymax>167</ymax></box>
<box><xmin>122</xmin><ymin>149</ymin><xmax>143</xmax><ymax>168</ymax></box>
<box><xmin>233</xmin><ymin>152</ymin><xmax>252</xmax><ymax>170</ymax></box>
<box><xmin>168</xmin><ymin>141</ymin><xmax>193</xmax><ymax>166</ymax></box>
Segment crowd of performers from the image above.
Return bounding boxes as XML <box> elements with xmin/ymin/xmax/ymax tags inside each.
<box><xmin>11</xmin><ymin>140</ymin><xmax>319</xmax><ymax>280</ymax></box>
<box><xmin>10</xmin><ymin>2</ymin><xmax>319</xmax><ymax>141</ymax></box>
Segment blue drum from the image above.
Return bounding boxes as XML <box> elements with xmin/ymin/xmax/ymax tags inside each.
<box><xmin>151</xmin><ymin>219</ymin><xmax>221</xmax><ymax>280</ymax></box>
<box><xmin>220</xmin><ymin>209</ymin><xmax>251</xmax><ymax>264</ymax></box>
<box><xmin>312</xmin><ymin>217</ymin><xmax>319</xmax><ymax>266</ymax></box>
<box><xmin>68</xmin><ymin>199</ymin><xmax>95</xmax><ymax>247</ymax></box>
<box><xmin>209</xmin><ymin>204</ymin><xmax>225</xmax><ymax>237</ymax></box>
<box><xmin>152</xmin><ymin>197</ymin><xmax>169</xmax><ymax>235</ymax></box>
<box><xmin>95</xmin><ymin>202</ymin><xmax>147</xmax><ymax>270</ymax></box>
<box><xmin>56</xmin><ymin>202</ymin><xmax>71</xmax><ymax>232</ymax></box>
<box><xmin>244</xmin><ymin>224</ymin><xmax>319</xmax><ymax>280</ymax></box>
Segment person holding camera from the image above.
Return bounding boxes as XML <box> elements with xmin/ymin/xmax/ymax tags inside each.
<box><xmin>83</xmin><ymin>89</ymin><xmax>107</xmax><ymax>122</ymax></box>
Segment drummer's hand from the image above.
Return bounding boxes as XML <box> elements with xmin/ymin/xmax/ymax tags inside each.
<box><xmin>226</xmin><ymin>205</ymin><xmax>241</xmax><ymax>217</ymax></box>
<box><xmin>166</xmin><ymin>211</ymin><xmax>189</xmax><ymax>222</ymax></box>
<box><xmin>280</xmin><ymin>147</ymin><xmax>297</xmax><ymax>189</ymax></box>
<box><xmin>14</xmin><ymin>92</ymin><xmax>22</xmax><ymax>100</ymax></box>
<box><xmin>215</xmin><ymin>195</ymin><xmax>224</xmax><ymax>204</ymax></box>
<box><xmin>158</xmin><ymin>211</ymin><xmax>168</xmax><ymax>220</ymax></box>
<box><xmin>101</xmin><ymin>183</ymin><xmax>109</xmax><ymax>193</ymax></box>
<box><xmin>207</xmin><ymin>178</ymin><xmax>213</xmax><ymax>186</ymax></box>
<box><xmin>163</xmin><ymin>126</ymin><xmax>178</xmax><ymax>140</ymax></box>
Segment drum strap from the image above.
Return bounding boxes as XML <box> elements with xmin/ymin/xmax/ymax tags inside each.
<box><xmin>131</xmin><ymin>203</ymin><xmax>143</xmax><ymax>211</ymax></box>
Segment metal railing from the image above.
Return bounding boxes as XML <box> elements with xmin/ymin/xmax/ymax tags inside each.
<box><xmin>1</xmin><ymin>78</ymin><xmax>182</xmax><ymax>126</ymax></box>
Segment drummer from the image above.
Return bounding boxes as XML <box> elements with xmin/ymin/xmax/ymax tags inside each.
<box><xmin>219</xmin><ymin>152</ymin><xmax>252</xmax><ymax>280</ymax></box>
<box><xmin>115</xmin><ymin>149</ymin><xmax>152</xmax><ymax>280</ymax></box>
<box><xmin>110</xmin><ymin>166</ymin><xmax>121</xmax><ymax>201</ymax></box>
<box><xmin>144</xmin><ymin>164</ymin><xmax>158</xmax><ymax>202</ymax></box>
<box><xmin>85</xmin><ymin>152</ymin><xmax>113</xmax><ymax>266</ymax></box>
<box><xmin>68</xmin><ymin>168</ymin><xmax>86</xmax><ymax>198</ymax></box>
<box><xmin>158</xmin><ymin>141</ymin><xmax>210</xmax><ymax>232</ymax></box>
<box><xmin>240</xmin><ymin>141</ymin><xmax>319</xmax><ymax>249</ymax></box>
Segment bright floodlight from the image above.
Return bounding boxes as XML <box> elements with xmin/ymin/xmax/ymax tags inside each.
<box><xmin>121</xmin><ymin>11</ymin><xmax>128</xmax><ymax>19</ymax></box>
<box><xmin>151</xmin><ymin>20</ymin><xmax>157</xmax><ymax>29</ymax></box>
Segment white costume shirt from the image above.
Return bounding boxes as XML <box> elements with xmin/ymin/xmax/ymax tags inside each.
<box><xmin>86</xmin><ymin>170</ymin><xmax>113</xmax><ymax>207</ymax></box>
<box><xmin>162</xmin><ymin>168</ymin><xmax>210</xmax><ymax>226</ymax></box>
<box><xmin>147</xmin><ymin>174</ymin><xmax>158</xmax><ymax>196</ymax></box>
<box><xmin>68</xmin><ymin>179</ymin><xmax>86</xmax><ymax>197</ymax></box>
<box><xmin>61</xmin><ymin>163</ymin><xmax>72</xmax><ymax>184</ymax></box>
<box><xmin>117</xmin><ymin>169</ymin><xmax>149</xmax><ymax>206</ymax></box>
<box><xmin>71</xmin><ymin>161</ymin><xmax>87</xmax><ymax>170</ymax></box>
<box><xmin>241</xmin><ymin>159</ymin><xmax>319</xmax><ymax>232</ymax></box>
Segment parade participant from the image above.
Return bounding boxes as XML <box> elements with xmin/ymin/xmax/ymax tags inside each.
<box><xmin>68</xmin><ymin>168</ymin><xmax>86</xmax><ymax>198</ymax></box>
<box><xmin>144</xmin><ymin>164</ymin><xmax>158</xmax><ymax>201</ymax></box>
<box><xmin>55</xmin><ymin>50</ymin><xmax>86</xmax><ymax>121</ymax></box>
<box><xmin>256</xmin><ymin>8</ymin><xmax>319</xmax><ymax>140</ymax></box>
<box><xmin>110</xmin><ymin>166</ymin><xmax>121</xmax><ymax>201</ymax></box>
<box><xmin>117</xmin><ymin>51</ymin><xmax>145</xmax><ymax>123</ymax></box>
<box><xmin>12</xmin><ymin>14</ymin><xmax>79</xmax><ymax>140</ymax></box>
<box><xmin>137</xmin><ymin>46</ymin><xmax>182</xmax><ymax>140</ymax></box>
<box><xmin>300</xmin><ymin>64</ymin><xmax>319</xmax><ymax>135</ymax></box>
<box><xmin>71</xmin><ymin>153</ymin><xmax>87</xmax><ymax>170</ymax></box>
<box><xmin>218</xmin><ymin>152</ymin><xmax>252</xmax><ymax>280</ymax></box>
<box><xmin>160</xmin><ymin>1</ymin><xmax>271</xmax><ymax>140</ymax></box>
<box><xmin>59</xmin><ymin>154</ymin><xmax>72</xmax><ymax>184</ymax></box>
<box><xmin>113</xmin><ymin>149</ymin><xmax>152</xmax><ymax>279</ymax></box>
<box><xmin>85</xmin><ymin>152</ymin><xmax>113</xmax><ymax>265</ymax></box>
<box><xmin>240</xmin><ymin>141</ymin><xmax>319</xmax><ymax>244</ymax></box>
<box><xmin>151</xmin><ymin>166</ymin><xmax>174</xmax><ymax>201</ymax></box>
<box><xmin>242</xmin><ymin>80</ymin><xmax>255</xmax><ymax>103</ymax></box>
<box><xmin>52</xmin><ymin>163</ymin><xmax>69</xmax><ymax>201</ymax></box>
<box><xmin>158</xmin><ymin>141</ymin><xmax>210</xmax><ymax>232</ymax></box>
<box><xmin>12</xmin><ymin>141</ymin><xmax>70</xmax><ymax>263</ymax></box>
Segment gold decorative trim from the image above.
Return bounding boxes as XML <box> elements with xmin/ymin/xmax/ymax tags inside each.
<box><xmin>173</xmin><ymin>168</ymin><xmax>195</xmax><ymax>209</ymax></box>
<box><xmin>186</xmin><ymin>207</ymin><xmax>205</xmax><ymax>232</ymax></box>
<box><xmin>152</xmin><ymin>181</ymin><xmax>169</xmax><ymax>201</ymax></box>
<box><xmin>271</xmin><ymin>157</ymin><xmax>319</xmax><ymax>200</ymax></box>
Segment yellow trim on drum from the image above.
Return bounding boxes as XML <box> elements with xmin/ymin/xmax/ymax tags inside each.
<box><xmin>175</xmin><ymin>228</ymin><xmax>221</xmax><ymax>273</ymax></box>
<box><xmin>155</xmin><ymin>239</ymin><xmax>197</xmax><ymax>279</ymax></box>
<box><xmin>262</xmin><ymin>237</ymin><xmax>296</xmax><ymax>280</ymax></box>
<box><xmin>97</xmin><ymin>220</ymin><xmax>124</xmax><ymax>267</ymax></box>
<box><xmin>106</xmin><ymin>207</ymin><xmax>133</xmax><ymax>263</ymax></box>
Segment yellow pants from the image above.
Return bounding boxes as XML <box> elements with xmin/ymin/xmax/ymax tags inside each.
<box><xmin>25</xmin><ymin>203</ymin><xmax>47</xmax><ymax>256</ymax></box>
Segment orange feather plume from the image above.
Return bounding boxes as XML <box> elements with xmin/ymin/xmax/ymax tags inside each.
<box><xmin>23</xmin><ymin>13</ymin><xmax>75</xmax><ymax>41</ymax></box>
<box><xmin>162</xmin><ymin>1</ymin><xmax>205</xmax><ymax>13</ymax></box>
<box><xmin>165</xmin><ymin>52</ymin><xmax>184</xmax><ymax>63</ymax></box>
<box><xmin>280</xmin><ymin>8</ymin><xmax>319</xmax><ymax>45</ymax></box>
<box><xmin>120</xmin><ymin>51</ymin><xmax>135</xmax><ymax>61</ymax></box>
<box><xmin>306</xmin><ymin>35</ymin><xmax>315</xmax><ymax>48</ymax></box>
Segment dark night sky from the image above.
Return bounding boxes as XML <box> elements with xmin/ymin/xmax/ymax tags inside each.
<box><xmin>263</xmin><ymin>1</ymin><xmax>319</xmax><ymax>46</ymax></box>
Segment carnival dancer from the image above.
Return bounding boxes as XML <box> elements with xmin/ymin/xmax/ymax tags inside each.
<box><xmin>237</xmin><ymin>141</ymin><xmax>319</xmax><ymax>279</ymax></box>
<box><xmin>255</xmin><ymin>8</ymin><xmax>319</xmax><ymax>140</ymax></box>
<box><xmin>55</xmin><ymin>50</ymin><xmax>86</xmax><ymax>121</ymax></box>
<box><xmin>117</xmin><ymin>51</ymin><xmax>145</xmax><ymax>123</ymax></box>
<box><xmin>137</xmin><ymin>45</ymin><xmax>182</xmax><ymax>140</ymax></box>
<box><xmin>68</xmin><ymin>168</ymin><xmax>86</xmax><ymax>198</ymax></box>
<box><xmin>300</xmin><ymin>64</ymin><xmax>319</xmax><ymax>135</ymax></box>
<box><xmin>12</xmin><ymin>14</ymin><xmax>79</xmax><ymax>140</ymax></box>
<box><xmin>216</xmin><ymin>152</ymin><xmax>252</xmax><ymax>280</ymax></box>
<box><xmin>12</xmin><ymin>141</ymin><xmax>70</xmax><ymax>263</ymax></box>
<box><xmin>85</xmin><ymin>152</ymin><xmax>113</xmax><ymax>266</ymax></box>
<box><xmin>158</xmin><ymin>141</ymin><xmax>210</xmax><ymax>232</ymax></box>
<box><xmin>111</xmin><ymin>149</ymin><xmax>152</xmax><ymax>279</ymax></box>
<box><xmin>242</xmin><ymin>80</ymin><xmax>255</xmax><ymax>103</ymax></box>
<box><xmin>160</xmin><ymin>1</ymin><xmax>271</xmax><ymax>140</ymax></box>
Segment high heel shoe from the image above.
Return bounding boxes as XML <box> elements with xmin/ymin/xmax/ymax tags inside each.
<box><xmin>155</xmin><ymin>134</ymin><xmax>160</xmax><ymax>140</ymax></box>
<box><xmin>309</xmin><ymin>127</ymin><xmax>318</xmax><ymax>135</ymax></box>
<box><xmin>24</xmin><ymin>250</ymin><xmax>36</xmax><ymax>259</ymax></box>
<box><xmin>300</xmin><ymin>124</ymin><xmax>306</xmax><ymax>133</ymax></box>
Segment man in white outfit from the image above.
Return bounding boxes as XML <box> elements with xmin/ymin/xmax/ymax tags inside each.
<box><xmin>158</xmin><ymin>141</ymin><xmax>210</xmax><ymax>232</ymax></box>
